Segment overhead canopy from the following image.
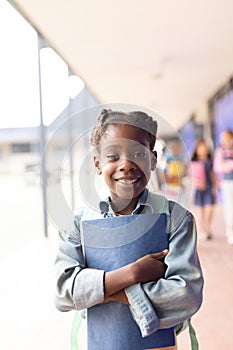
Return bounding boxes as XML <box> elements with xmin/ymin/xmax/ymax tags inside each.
<box><xmin>10</xmin><ymin>0</ymin><xmax>233</xmax><ymax>129</ymax></box>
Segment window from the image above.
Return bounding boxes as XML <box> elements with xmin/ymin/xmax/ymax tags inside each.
<box><xmin>11</xmin><ymin>142</ymin><xmax>39</xmax><ymax>153</ymax></box>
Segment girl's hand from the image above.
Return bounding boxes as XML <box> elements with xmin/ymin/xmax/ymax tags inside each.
<box><xmin>103</xmin><ymin>250</ymin><xmax>168</xmax><ymax>298</ymax></box>
<box><xmin>193</xmin><ymin>179</ymin><xmax>206</xmax><ymax>191</ymax></box>
<box><xmin>132</xmin><ymin>249</ymin><xmax>168</xmax><ymax>283</ymax></box>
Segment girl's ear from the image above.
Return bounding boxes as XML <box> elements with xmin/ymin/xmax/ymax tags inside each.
<box><xmin>93</xmin><ymin>156</ymin><xmax>102</xmax><ymax>175</ymax></box>
<box><xmin>151</xmin><ymin>150</ymin><xmax>157</xmax><ymax>170</ymax></box>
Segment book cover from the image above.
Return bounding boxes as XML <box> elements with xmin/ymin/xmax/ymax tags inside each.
<box><xmin>81</xmin><ymin>214</ymin><xmax>175</xmax><ymax>350</ymax></box>
<box><xmin>191</xmin><ymin>161</ymin><xmax>206</xmax><ymax>190</ymax></box>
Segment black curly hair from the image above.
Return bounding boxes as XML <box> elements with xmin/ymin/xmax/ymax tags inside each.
<box><xmin>90</xmin><ymin>109</ymin><xmax>158</xmax><ymax>151</ymax></box>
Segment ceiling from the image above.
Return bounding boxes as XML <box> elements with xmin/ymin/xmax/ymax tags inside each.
<box><xmin>10</xmin><ymin>0</ymin><xmax>233</xmax><ymax>129</ymax></box>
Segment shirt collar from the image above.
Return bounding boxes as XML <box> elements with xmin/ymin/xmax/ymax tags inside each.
<box><xmin>102</xmin><ymin>188</ymin><xmax>154</xmax><ymax>217</ymax></box>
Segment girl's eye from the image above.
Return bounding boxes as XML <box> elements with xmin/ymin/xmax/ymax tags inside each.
<box><xmin>133</xmin><ymin>151</ymin><xmax>146</xmax><ymax>158</ymax></box>
<box><xmin>106</xmin><ymin>154</ymin><xmax>119</xmax><ymax>160</ymax></box>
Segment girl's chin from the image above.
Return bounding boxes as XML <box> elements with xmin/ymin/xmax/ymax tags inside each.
<box><xmin>113</xmin><ymin>189</ymin><xmax>144</xmax><ymax>201</ymax></box>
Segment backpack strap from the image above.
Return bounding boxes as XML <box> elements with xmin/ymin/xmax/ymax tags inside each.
<box><xmin>147</xmin><ymin>192</ymin><xmax>169</xmax><ymax>215</ymax></box>
<box><xmin>188</xmin><ymin>319</ymin><xmax>199</xmax><ymax>350</ymax></box>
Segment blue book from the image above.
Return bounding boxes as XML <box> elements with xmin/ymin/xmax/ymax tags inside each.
<box><xmin>81</xmin><ymin>213</ymin><xmax>175</xmax><ymax>350</ymax></box>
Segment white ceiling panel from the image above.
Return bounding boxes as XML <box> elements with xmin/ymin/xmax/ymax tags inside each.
<box><xmin>9</xmin><ymin>0</ymin><xmax>233</xmax><ymax>129</ymax></box>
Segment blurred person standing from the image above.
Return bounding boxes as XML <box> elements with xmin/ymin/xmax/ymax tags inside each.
<box><xmin>159</xmin><ymin>139</ymin><xmax>187</xmax><ymax>203</ymax></box>
<box><xmin>191</xmin><ymin>139</ymin><xmax>216</xmax><ymax>240</ymax></box>
<box><xmin>214</xmin><ymin>130</ymin><xmax>233</xmax><ymax>245</ymax></box>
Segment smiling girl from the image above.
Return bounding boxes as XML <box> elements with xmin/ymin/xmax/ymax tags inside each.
<box><xmin>54</xmin><ymin>109</ymin><xmax>203</xmax><ymax>349</ymax></box>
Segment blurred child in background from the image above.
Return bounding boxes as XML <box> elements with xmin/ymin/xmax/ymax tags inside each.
<box><xmin>158</xmin><ymin>139</ymin><xmax>187</xmax><ymax>203</ymax></box>
<box><xmin>214</xmin><ymin>130</ymin><xmax>233</xmax><ymax>245</ymax></box>
<box><xmin>191</xmin><ymin>139</ymin><xmax>216</xmax><ymax>240</ymax></box>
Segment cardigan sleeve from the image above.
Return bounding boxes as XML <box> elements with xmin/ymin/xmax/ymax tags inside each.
<box><xmin>54</xmin><ymin>208</ymin><xmax>105</xmax><ymax>311</ymax></box>
<box><xmin>125</xmin><ymin>202</ymin><xmax>203</xmax><ymax>336</ymax></box>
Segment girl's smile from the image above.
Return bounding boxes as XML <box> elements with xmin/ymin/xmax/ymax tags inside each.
<box><xmin>94</xmin><ymin>124</ymin><xmax>156</xmax><ymax>213</ymax></box>
<box><xmin>115</xmin><ymin>177</ymin><xmax>140</xmax><ymax>184</ymax></box>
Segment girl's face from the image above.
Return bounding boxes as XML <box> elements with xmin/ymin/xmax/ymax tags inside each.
<box><xmin>94</xmin><ymin>124</ymin><xmax>156</xmax><ymax>208</ymax></box>
<box><xmin>221</xmin><ymin>132</ymin><xmax>233</xmax><ymax>149</ymax></box>
<box><xmin>196</xmin><ymin>142</ymin><xmax>209</xmax><ymax>159</ymax></box>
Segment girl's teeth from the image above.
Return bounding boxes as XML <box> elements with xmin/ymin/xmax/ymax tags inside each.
<box><xmin>118</xmin><ymin>178</ymin><xmax>137</xmax><ymax>184</ymax></box>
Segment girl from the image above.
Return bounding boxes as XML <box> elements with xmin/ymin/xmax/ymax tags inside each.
<box><xmin>54</xmin><ymin>109</ymin><xmax>203</xmax><ymax>349</ymax></box>
<box><xmin>214</xmin><ymin>130</ymin><xmax>233</xmax><ymax>245</ymax></box>
<box><xmin>191</xmin><ymin>139</ymin><xmax>216</xmax><ymax>240</ymax></box>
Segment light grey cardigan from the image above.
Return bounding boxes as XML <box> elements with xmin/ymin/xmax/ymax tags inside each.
<box><xmin>54</xmin><ymin>190</ymin><xmax>203</xmax><ymax>337</ymax></box>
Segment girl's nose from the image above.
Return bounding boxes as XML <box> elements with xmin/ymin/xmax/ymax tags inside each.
<box><xmin>119</xmin><ymin>157</ymin><xmax>136</xmax><ymax>172</ymax></box>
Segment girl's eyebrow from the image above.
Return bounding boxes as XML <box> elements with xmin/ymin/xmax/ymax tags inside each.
<box><xmin>103</xmin><ymin>144</ymin><xmax>122</xmax><ymax>150</ymax></box>
<box><xmin>103</xmin><ymin>142</ymin><xmax>148</xmax><ymax>150</ymax></box>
